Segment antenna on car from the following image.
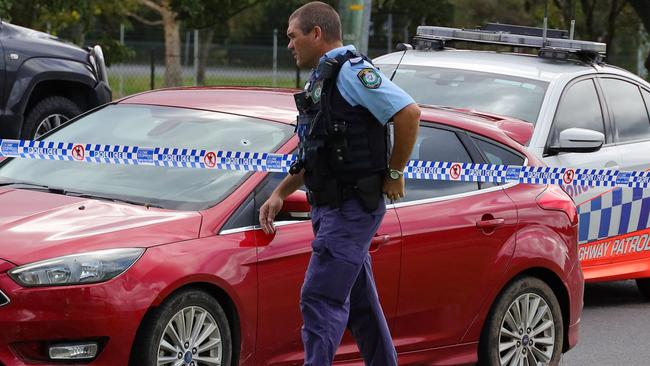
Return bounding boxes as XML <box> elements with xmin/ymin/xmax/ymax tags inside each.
<box><xmin>570</xmin><ymin>0</ymin><xmax>577</xmax><ymax>40</ymax></box>
<box><xmin>542</xmin><ymin>0</ymin><xmax>549</xmax><ymax>47</ymax></box>
<box><xmin>390</xmin><ymin>43</ymin><xmax>413</xmax><ymax>81</ymax></box>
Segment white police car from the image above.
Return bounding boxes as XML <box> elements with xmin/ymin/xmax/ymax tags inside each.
<box><xmin>375</xmin><ymin>23</ymin><xmax>650</xmax><ymax>296</ymax></box>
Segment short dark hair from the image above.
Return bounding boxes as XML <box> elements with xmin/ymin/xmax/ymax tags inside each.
<box><xmin>289</xmin><ymin>1</ymin><xmax>342</xmax><ymax>42</ymax></box>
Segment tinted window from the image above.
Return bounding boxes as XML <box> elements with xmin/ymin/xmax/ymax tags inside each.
<box><xmin>601</xmin><ymin>79</ymin><xmax>650</xmax><ymax>142</ymax></box>
<box><xmin>403</xmin><ymin>127</ymin><xmax>478</xmax><ymax>202</ymax></box>
<box><xmin>643</xmin><ymin>89</ymin><xmax>650</xmax><ymax>116</ymax></box>
<box><xmin>0</xmin><ymin>105</ymin><xmax>293</xmax><ymax>210</ymax></box>
<box><xmin>550</xmin><ymin>79</ymin><xmax>605</xmax><ymax>146</ymax></box>
<box><xmin>473</xmin><ymin>138</ymin><xmax>524</xmax><ymax>166</ymax></box>
<box><xmin>390</xmin><ymin>66</ymin><xmax>548</xmax><ymax>125</ymax></box>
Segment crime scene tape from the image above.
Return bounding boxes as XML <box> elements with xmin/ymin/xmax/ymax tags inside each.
<box><xmin>2</xmin><ymin>139</ymin><xmax>650</xmax><ymax>188</ymax></box>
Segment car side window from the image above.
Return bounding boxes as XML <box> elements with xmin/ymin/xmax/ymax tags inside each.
<box><xmin>403</xmin><ymin>126</ymin><xmax>478</xmax><ymax>202</ymax></box>
<box><xmin>550</xmin><ymin>79</ymin><xmax>605</xmax><ymax>146</ymax></box>
<box><xmin>601</xmin><ymin>79</ymin><xmax>650</xmax><ymax>142</ymax></box>
<box><xmin>472</xmin><ymin>137</ymin><xmax>525</xmax><ymax>166</ymax></box>
<box><xmin>643</xmin><ymin>89</ymin><xmax>650</xmax><ymax>117</ymax></box>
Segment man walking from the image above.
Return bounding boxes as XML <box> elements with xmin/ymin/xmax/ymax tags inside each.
<box><xmin>259</xmin><ymin>2</ymin><xmax>420</xmax><ymax>365</ymax></box>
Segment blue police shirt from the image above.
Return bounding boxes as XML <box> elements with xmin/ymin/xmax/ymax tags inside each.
<box><xmin>310</xmin><ymin>45</ymin><xmax>415</xmax><ymax>125</ymax></box>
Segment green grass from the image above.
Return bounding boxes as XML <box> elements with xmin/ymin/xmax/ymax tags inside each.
<box><xmin>108</xmin><ymin>74</ymin><xmax>300</xmax><ymax>99</ymax></box>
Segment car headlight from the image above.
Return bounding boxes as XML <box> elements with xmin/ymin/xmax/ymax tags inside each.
<box><xmin>8</xmin><ymin>248</ymin><xmax>144</xmax><ymax>287</ymax></box>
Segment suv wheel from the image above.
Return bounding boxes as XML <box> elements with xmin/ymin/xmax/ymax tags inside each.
<box><xmin>480</xmin><ymin>277</ymin><xmax>563</xmax><ymax>366</ymax></box>
<box><xmin>636</xmin><ymin>278</ymin><xmax>650</xmax><ymax>300</ymax></box>
<box><xmin>130</xmin><ymin>289</ymin><xmax>232</xmax><ymax>366</ymax></box>
<box><xmin>23</xmin><ymin>96</ymin><xmax>82</xmax><ymax>139</ymax></box>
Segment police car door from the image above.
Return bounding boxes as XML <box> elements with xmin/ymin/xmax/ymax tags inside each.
<box><xmin>392</xmin><ymin>124</ymin><xmax>518</xmax><ymax>351</ymax></box>
<box><xmin>542</xmin><ymin>77</ymin><xmax>623</xmax><ymax>268</ymax></box>
<box><xmin>251</xmin><ymin>171</ymin><xmax>402</xmax><ymax>364</ymax></box>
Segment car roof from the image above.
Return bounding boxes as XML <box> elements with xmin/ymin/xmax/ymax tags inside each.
<box><xmin>118</xmin><ymin>86</ymin><xmax>528</xmax><ymax>150</ymax></box>
<box><xmin>118</xmin><ymin>87</ymin><xmax>300</xmax><ymax>124</ymax></box>
<box><xmin>375</xmin><ymin>49</ymin><xmax>597</xmax><ymax>82</ymax></box>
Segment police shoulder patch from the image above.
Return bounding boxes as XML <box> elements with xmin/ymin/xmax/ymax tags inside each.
<box><xmin>357</xmin><ymin>68</ymin><xmax>382</xmax><ymax>89</ymax></box>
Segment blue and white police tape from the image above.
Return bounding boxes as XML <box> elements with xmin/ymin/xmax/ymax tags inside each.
<box><xmin>1</xmin><ymin>139</ymin><xmax>649</xmax><ymax>188</ymax></box>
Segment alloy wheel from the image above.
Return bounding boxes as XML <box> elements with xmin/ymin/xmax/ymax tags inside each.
<box><xmin>156</xmin><ymin>305</ymin><xmax>224</xmax><ymax>366</ymax></box>
<box><xmin>35</xmin><ymin>113</ymin><xmax>69</xmax><ymax>138</ymax></box>
<box><xmin>498</xmin><ymin>293</ymin><xmax>555</xmax><ymax>366</ymax></box>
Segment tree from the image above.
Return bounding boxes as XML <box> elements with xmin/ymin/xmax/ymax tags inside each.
<box><xmin>128</xmin><ymin>0</ymin><xmax>183</xmax><ymax>87</ymax></box>
<box><xmin>629</xmin><ymin>0</ymin><xmax>650</xmax><ymax>75</ymax></box>
<box><xmin>171</xmin><ymin>0</ymin><xmax>269</xmax><ymax>84</ymax></box>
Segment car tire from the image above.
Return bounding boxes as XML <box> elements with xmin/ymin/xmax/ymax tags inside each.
<box><xmin>22</xmin><ymin>96</ymin><xmax>82</xmax><ymax>139</ymax></box>
<box><xmin>480</xmin><ymin>277</ymin><xmax>563</xmax><ymax>366</ymax></box>
<box><xmin>636</xmin><ymin>278</ymin><xmax>650</xmax><ymax>300</ymax></box>
<box><xmin>130</xmin><ymin>289</ymin><xmax>232</xmax><ymax>366</ymax></box>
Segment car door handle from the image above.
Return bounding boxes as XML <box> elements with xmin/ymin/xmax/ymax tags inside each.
<box><xmin>370</xmin><ymin>234</ymin><xmax>390</xmax><ymax>252</ymax></box>
<box><xmin>476</xmin><ymin>218</ymin><xmax>505</xmax><ymax>229</ymax></box>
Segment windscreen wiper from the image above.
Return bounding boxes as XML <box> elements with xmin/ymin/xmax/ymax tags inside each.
<box><xmin>0</xmin><ymin>182</ymin><xmax>66</xmax><ymax>194</ymax></box>
<box><xmin>64</xmin><ymin>191</ymin><xmax>164</xmax><ymax>209</ymax></box>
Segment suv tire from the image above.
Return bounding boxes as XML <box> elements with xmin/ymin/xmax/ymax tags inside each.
<box><xmin>22</xmin><ymin>96</ymin><xmax>81</xmax><ymax>139</ymax></box>
<box><xmin>480</xmin><ymin>276</ymin><xmax>563</xmax><ymax>366</ymax></box>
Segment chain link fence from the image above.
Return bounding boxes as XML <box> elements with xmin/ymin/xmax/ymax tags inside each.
<box><xmin>97</xmin><ymin>26</ymin><xmax>650</xmax><ymax>100</ymax></box>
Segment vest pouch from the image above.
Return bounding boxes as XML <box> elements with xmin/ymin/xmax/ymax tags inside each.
<box><xmin>354</xmin><ymin>174</ymin><xmax>383</xmax><ymax>212</ymax></box>
<box><xmin>327</xmin><ymin>121</ymin><xmax>349</xmax><ymax>170</ymax></box>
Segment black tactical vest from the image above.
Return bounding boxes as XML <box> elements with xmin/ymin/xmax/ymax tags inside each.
<box><xmin>292</xmin><ymin>50</ymin><xmax>388</xmax><ymax>198</ymax></box>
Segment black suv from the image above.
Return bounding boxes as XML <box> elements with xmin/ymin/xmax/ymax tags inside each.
<box><xmin>0</xmin><ymin>21</ymin><xmax>111</xmax><ymax>139</ymax></box>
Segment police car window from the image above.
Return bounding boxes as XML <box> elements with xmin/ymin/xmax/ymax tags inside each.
<box><xmin>643</xmin><ymin>89</ymin><xmax>650</xmax><ymax>118</ymax></box>
<box><xmin>472</xmin><ymin>137</ymin><xmax>524</xmax><ymax>166</ymax></box>
<box><xmin>601</xmin><ymin>79</ymin><xmax>650</xmax><ymax>142</ymax></box>
<box><xmin>403</xmin><ymin>126</ymin><xmax>477</xmax><ymax>202</ymax></box>
<box><xmin>550</xmin><ymin>79</ymin><xmax>605</xmax><ymax>146</ymax></box>
<box><xmin>390</xmin><ymin>66</ymin><xmax>547</xmax><ymax>127</ymax></box>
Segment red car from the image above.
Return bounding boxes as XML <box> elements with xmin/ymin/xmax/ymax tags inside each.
<box><xmin>0</xmin><ymin>88</ymin><xmax>582</xmax><ymax>365</ymax></box>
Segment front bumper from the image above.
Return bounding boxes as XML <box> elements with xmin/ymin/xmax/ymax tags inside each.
<box><xmin>0</xmin><ymin>270</ymin><xmax>150</xmax><ymax>365</ymax></box>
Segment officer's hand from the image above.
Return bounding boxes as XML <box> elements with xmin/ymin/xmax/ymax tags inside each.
<box><xmin>259</xmin><ymin>194</ymin><xmax>283</xmax><ymax>234</ymax></box>
<box><xmin>383</xmin><ymin>176</ymin><xmax>405</xmax><ymax>202</ymax></box>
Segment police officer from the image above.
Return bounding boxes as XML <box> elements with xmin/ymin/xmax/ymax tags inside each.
<box><xmin>259</xmin><ymin>2</ymin><xmax>420</xmax><ymax>365</ymax></box>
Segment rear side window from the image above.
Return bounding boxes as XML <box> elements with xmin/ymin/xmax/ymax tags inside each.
<box><xmin>550</xmin><ymin>79</ymin><xmax>605</xmax><ymax>146</ymax></box>
<box><xmin>403</xmin><ymin>126</ymin><xmax>478</xmax><ymax>202</ymax></box>
<box><xmin>601</xmin><ymin>78</ymin><xmax>650</xmax><ymax>142</ymax></box>
<box><xmin>643</xmin><ymin>89</ymin><xmax>650</xmax><ymax>117</ymax></box>
<box><xmin>472</xmin><ymin>138</ymin><xmax>524</xmax><ymax>166</ymax></box>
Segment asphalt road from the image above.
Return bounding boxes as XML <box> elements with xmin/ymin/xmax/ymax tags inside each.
<box><xmin>560</xmin><ymin>280</ymin><xmax>650</xmax><ymax>365</ymax></box>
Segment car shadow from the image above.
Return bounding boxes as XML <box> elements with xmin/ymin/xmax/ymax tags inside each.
<box><xmin>583</xmin><ymin>280</ymin><xmax>647</xmax><ymax>307</ymax></box>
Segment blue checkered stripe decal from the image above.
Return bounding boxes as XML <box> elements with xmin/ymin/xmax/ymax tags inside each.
<box><xmin>2</xmin><ymin>139</ymin><xmax>650</xmax><ymax>187</ymax></box>
<box><xmin>577</xmin><ymin>187</ymin><xmax>650</xmax><ymax>243</ymax></box>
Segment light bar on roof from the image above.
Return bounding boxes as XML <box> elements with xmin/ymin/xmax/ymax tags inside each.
<box><xmin>416</xmin><ymin>26</ymin><xmax>606</xmax><ymax>54</ymax></box>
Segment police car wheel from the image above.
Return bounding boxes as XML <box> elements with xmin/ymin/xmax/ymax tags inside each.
<box><xmin>130</xmin><ymin>289</ymin><xmax>232</xmax><ymax>366</ymax></box>
<box><xmin>480</xmin><ymin>277</ymin><xmax>563</xmax><ymax>366</ymax></box>
<box><xmin>23</xmin><ymin>96</ymin><xmax>81</xmax><ymax>139</ymax></box>
<box><xmin>635</xmin><ymin>278</ymin><xmax>650</xmax><ymax>300</ymax></box>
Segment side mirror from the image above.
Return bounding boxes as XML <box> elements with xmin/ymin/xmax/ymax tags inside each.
<box><xmin>547</xmin><ymin>128</ymin><xmax>604</xmax><ymax>154</ymax></box>
<box><xmin>281</xmin><ymin>190</ymin><xmax>311</xmax><ymax>219</ymax></box>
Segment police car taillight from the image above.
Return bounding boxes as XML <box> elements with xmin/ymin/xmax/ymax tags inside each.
<box><xmin>536</xmin><ymin>185</ymin><xmax>578</xmax><ymax>226</ymax></box>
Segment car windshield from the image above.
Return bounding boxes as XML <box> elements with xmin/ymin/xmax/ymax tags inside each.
<box><xmin>390</xmin><ymin>66</ymin><xmax>548</xmax><ymax>125</ymax></box>
<box><xmin>0</xmin><ymin>104</ymin><xmax>293</xmax><ymax>210</ymax></box>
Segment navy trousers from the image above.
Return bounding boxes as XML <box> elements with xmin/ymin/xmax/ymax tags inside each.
<box><xmin>301</xmin><ymin>198</ymin><xmax>398</xmax><ymax>366</ymax></box>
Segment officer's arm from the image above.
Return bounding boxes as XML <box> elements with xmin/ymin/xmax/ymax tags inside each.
<box><xmin>389</xmin><ymin>103</ymin><xmax>420</xmax><ymax>172</ymax></box>
<box><xmin>383</xmin><ymin>103</ymin><xmax>420</xmax><ymax>201</ymax></box>
<box><xmin>260</xmin><ymin>170</ymin><xmax>305</xmax><ymax>234</ymax></box>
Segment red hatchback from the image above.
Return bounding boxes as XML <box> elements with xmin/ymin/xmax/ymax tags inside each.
<box><xmin>0</xmin><ymin>88</ymin><xmax>582</xmax><ymax>366</ymax></box>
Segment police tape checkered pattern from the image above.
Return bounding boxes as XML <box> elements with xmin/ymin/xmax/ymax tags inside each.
<box><xmin>1</xmin><ymin>139</ymin><xmax>649</xmax><ymax>188</ymax></box>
